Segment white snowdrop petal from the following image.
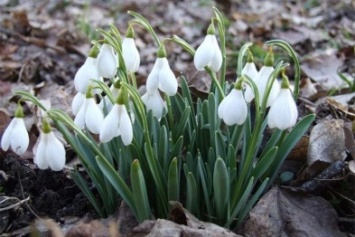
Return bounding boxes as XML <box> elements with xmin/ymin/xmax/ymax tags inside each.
<box><xmin>74</xmin><ymin>57</ymin><xmax>98</xmax><ymax>94</ymax></box>
<box><xmin>158</xmin><ymin>58</ymin><xmax>177</xmax><ymax>96</ymax></box>
<box><xmin>142</xmin><ymin>90</ymin><xmax>166</xmax><ymax>119</ymax></box>
<box><xmin>268</xmin><ymin>89</ymin><xmax>298</xmax><ymax>130</ymax></box>
<box><xmin>210</xmin><ymin>37</ymin><xmax>222</xmax><ymax>72</ymax></box>
<box><xmin>266</xmin><ymin>80</ymin><xmax>280</xmax><ymax>107</ymax></box>
<box><xmin>1</xmin><ymin>118</ymin><xmax>16</xmax><ymax>151</ymax></box>
<box><xmin>10</xmin><ymin>118</ymin><xmax>29</xmax><ymax>155</ymax></box>
<box><xmin>122</xmin><ymin>38</ymin><xmax>140</xmax><ymax>72</ymax></box>
<box><xmin>256</xmin><ymin>66</ymin><xmax>274</xmax><ymax>100</ymax></box>
<box><xmin>217</xmin><ymin>93</ymin><xmax>232</xmax><ymax>120</ymax></box>
<box><xmin>100</xmin><ymin>104</ymin><xmax>120</xmax><ymax>143</ymax></box>
<box><xmin>46</xmin><ymin>132</ymin><xmax>66</xmax><ymax>171</ymax></box>
<box><xmin>146</xmin><ymin>59</ymin><xmax>161</xmax><ymax>92</ymax></box>
<box><xmin>72</xmin><ymin>93</ymin><xmax>85</xmax><ymax>116</ymax></box>
<box><xmin>74</xmin><ymin>99</ymin><xmax>87</xmax><ymax>129</ymax></box>
<box><xmin>119</xmin><ymin>106</ymin><xmax>133</xmax><ymax>145</ymax></box>
<box><xmin>242</xmin><ymin>62</ymin><xmax>258</xmax><ymax>81</ymax></box>
<box><xmin>194</xmin><ymin>35</ymin><xmax>215</xmax><ymax>70</ymax></box>
<box><xmin>85</xmin><ymin>98</ymin><xmax>104</xmax><ymax>134</ymax></box>
<box><xmin>34</xmin><ymin>134</ymin><xmax>49</xmax><ymax>170</ymax></box>
<box><xmin>97</xmin><ymin>44</ymin><xmax>118</xmax><ymax>78</ymax></box>
<box><xmin>222</xmin><ymin>90</ymin><xmax>247</xmax><ymax>126</ymax></box>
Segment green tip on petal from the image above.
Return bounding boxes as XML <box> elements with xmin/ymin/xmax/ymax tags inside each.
<box><xmin>247</xmin><ymin>49</ymin><xmax>254</xmax><ymax>63</ymax></box>
<box><xmin>85</xmin><ymin>85</ymin><xmax>94</xmax><ymax>99</ymax></box>
<box><xmin>42</xmin><ymin>117</ymin><xmax>52</xmax><ymax>134</ymax></box>
<box><xmin>234</xmin><ymin>77</ymin><xmax>244</xmax><ymax>90</ymax></box>
<box><xmin>207</xmin><ymin>23</ymin><xmax>215</xmax><ymax>35</ymax></box>
<box><xmin>157</xmin><ymin>44</ymin><xmax>167</xmax><ymax>58</ymax></box>
<box><xmin>125</xmin><ymin>25</ymin><xmax>135</xmax><ymax>38</ymax></box>
<box><xmin>88</xmin><ymin>44</ymin><xmax>100</xmax><ymax>58</ymax></box>
<box><xmin>116</xmin><ymin>87</ymin><xmax>128</xmax><ymax>105</ymax></box>
<box><xmin>264</xmin><ymin>47</ymin><xmax>274</xmax><ymax>67</ymax></box>
<box><xmin>14</xmin><ymin>103</ymin><xmax>24</xmax><ymax>118</ymax></box>
<box><xmin>281</xmin><ymin>70</ymin><xmax>290</xmax><ymax>89</ymax></box>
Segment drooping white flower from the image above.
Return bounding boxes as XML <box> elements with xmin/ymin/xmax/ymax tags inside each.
<box><xmin>100</xmin><ymin>104</ymin><xmax>133</xmax><ymax>145</ymax></box>
<box><xmin>1</xmin><ymin>118</ymin><xmax>29</xmax><ymax>155</ymax></box>
<box><xmin>268</xmin><ymin>88</ymin><xmax>298</xmax><ymax>130</ymax></box>
<box><xmin>1</xmin><ymin>105</ymin><xmax>29</xmax><ymax>156</ymax></box>
<box><xmin>146</xmin><ymin>48</ymin><xmax>177</xmax><ymax>96</ymax></box>
<box><xmin>34</xmin><ymin>122</ymin><xmax>65</xmax><ymax>171</ymax></box>
<box><xmin>122</xmin><ymin>26</ymin><xmax>140</xmax><ymax>72</ymax></box>
<box><xmin>72</xmin><ymin>92</ymin><xmax>85</xmax><ymax>116</ymax></box>
<box><xmin>96</xmin><ymin>43</ymin><xmax>118</xmax><ymax>78</ymax></box>
<box><xmin>255</xmin><ymin>65</ymin><xmax>280</xmax><ymax>107</ymax></box>
<box><xmin>74</xmin><ymin>56</ymin><xmax>100</xmax><ymax>94</ymax></box>
<box><xmin>268</xmin><ymin>73</ymin><xmax>298</xmax><ymax>130</ymax></box>
<box><xmin>242</xmin><ymin>57</ymin><xmax>259</xmax><ymax>103</ymax></box>
<box><xmin>142</xmin><ymin>89</ymin><xmax>167</xmax><ymax>119</ymax></box>
<box><xmin>218</xmin><ymin>84</ymin><xmax>248</xmax><ymax>126</ymax></box>
<box><xmin>74</xmin><ymin>94</ymin><xmax>104</xmax><ymax>134</ymax></box>
<box><xmin>194</xmin><ymin>24</ymin><xmax>222</xmax><ymax>72</ymax></box>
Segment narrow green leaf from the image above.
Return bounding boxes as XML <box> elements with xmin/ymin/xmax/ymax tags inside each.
<box><xmin>96</xmin><ymin>155</ymin><xmax>137</xmax><ymax>215</ymax></box>
<box><xmin>251</xmin><ymin>147</ymin><xmax>278</xmax><ymax>182</ymax></box>
<box><xmin>131</xmin><ymin>159</ymin><xmax>151</xmax><ymax>222</ymax></box>
<box><xmin>267</xmin><ymin>114</ymin><xmax>315</xmax><ymax>184</ymax></box>
<box><xmin>227</xmin><ymin>177</ymin><xmax>254</xmax><ymax>227</ymax></box>
<box><xmin>168</xmin><ymin>158</ymin><xmax>180</xmax><ymax>202</ymax></box>
<box><xmin>237</xmin><ymin>178</ymin><xmax>269</xmax><ymax>226</ymax></box>
<box><xmin>185</xmin><ymin>172</ymin><xmax>198</xmax><ymax>216</ymax></box>
<box><xmin>71</xmin><ymin>170</ymin><xmax>105</xmax><ymax>217</ymax></box>
<box><xmin>213</xmin><ymin>158</ymin><xmax>229</xmax><ymax>223</ymax></box>
<box><xmin>197</xmin><ymin>156</ymin><xmax>212</xmax><ymax>218</ymax></box>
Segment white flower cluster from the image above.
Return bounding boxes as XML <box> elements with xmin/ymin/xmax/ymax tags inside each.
<box><xmin>217</xmin><ymin>49</ymin><xmax>298</xmax><ymax>130</ymax></box>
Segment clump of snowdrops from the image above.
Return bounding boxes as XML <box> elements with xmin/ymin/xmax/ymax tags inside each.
<box><xmin>1</xmin><ymin>8</ymin><xmax>314</xmax><ymax>228</ymax></box>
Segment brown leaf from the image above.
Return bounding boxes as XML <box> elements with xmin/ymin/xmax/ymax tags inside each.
<box><xmin>244</xmin><ymin>187</ymin><xmax>346</xmax><ymax>237</ymax></box>
<box><xmin>131</xmin><ymin>202</ymin><xmax>241</xmax><ymax>237</ymax></box>
<box><xmin>308</xmin><ymin>119</ymin><xmax>348</xmax><ymax>166</ymax></box>
<box><xmin>301</xmin><ymin>51</ymin><xmax>346</xmax><ymax>90</ymax></box>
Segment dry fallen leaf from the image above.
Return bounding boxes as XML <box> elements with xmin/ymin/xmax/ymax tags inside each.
<box><xmin>131</xmin><ymin>202</ymin><xmax>242</xmax><ymax>237</ymax></box>
<box><xmin>243</xmin><ymin>187</ymin><xmax>346</xmax><ymax>237</ymax></box>
<box><xmin>308</xmin><ymin>119</ymin><xmax>348</xmax><ymax>166</ymax></box>
<box><xmin>301</xmin><ymin>51</ymin><xmax>347</xmax><ymax>90</ymax></box>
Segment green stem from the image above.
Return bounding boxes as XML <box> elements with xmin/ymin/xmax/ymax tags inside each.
<box><xmin>205</xmin><ymin>67</ymin><xmax>225</xmax><ymax>99</ymax></box>
<box><xmin>130</xmin><ymin>71</ymin><xmax>137</xmax><ymax>89</ymax></box>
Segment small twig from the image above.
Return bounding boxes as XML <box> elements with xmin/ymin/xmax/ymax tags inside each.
<box><xmin>0</xmin><ymin>196</ymin><xmax>30</xmax><ymax>212</ymax></box>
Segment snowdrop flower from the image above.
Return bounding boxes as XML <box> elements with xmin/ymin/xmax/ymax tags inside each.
<box><xmin>218</xmin><ymin>79</ymin><xmax>247</xmax><ymax>126</ymax></box>
<box><xmin>242</xmin><ymin>50</ymin><xmax>259</xmax><ymax>103</ymax></box>
<box><xmin>74</xmin><ymin>45</ymin><xmax>101</xmax><ymax>94</ymax></box>
<box><xmin>122</xmin><ymin>26</ymin><xmax>140</xmax><ymax>72</ymax></box>
<box><xmin>142</xmin><ymin>89</ymin><xmax>167</xmax><ymax>120</ymax></box>
<box><xmin>74</xmin><ymin>87</ymin><xmax>104</xmax><ymax>134</ymax></box>
<box><xmin>100</xmin><ymin>88</ymin><xmax>133</xmax><ymax>145</ymax></box>
<box><xmin>194</xmin><ymin>23</ymin><xmax>222</xmax><ymax>72</ymax></box>
<box><xmin>34</xmin><ymin>118</ymin><xmax>65</xmax><ymax>171</ymax></box>
<box><xmin>254</xmin><ymin>48</ymin><xmax>280</xmax><ymax>107</ymax></box>
<box><xmin>268</xmin><ymin>72</ymin><xmax>298</xmax><ymax>130</ymax></box>
<box><xmin>146</xmin><ymin>45</ymin><xmax>177</xmax><ymax>96</ymax></box>
<box><xmin>1</xmin><ymin>104</ymin><xmax>29</xmax><ymax>155</ymax></box>
<box><xmin>72</xmin><ymin>92</ymin><xmax>85</xmax><ymax>116</ymax></box>
<box><xmin>96</xmin><ymin>43</ymin><xmax>118</xmax><ymax>78</ymax></box>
